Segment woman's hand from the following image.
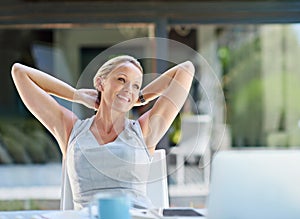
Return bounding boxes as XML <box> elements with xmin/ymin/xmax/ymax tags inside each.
<box><xmin>75</xmin><ymin>89</ymin><xmax>99</xmax><ymax>110</ymax></box>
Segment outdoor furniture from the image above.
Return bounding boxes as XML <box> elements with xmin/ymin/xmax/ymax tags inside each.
<box><xmin>169</xmin><ymin>114</ymin><xmax>212</xmax><ymax>187</ymax></box>
<box><xmin>147</xmin><ymin>149</ymin><xmax>169</xmax><ymax>208</ymax></box>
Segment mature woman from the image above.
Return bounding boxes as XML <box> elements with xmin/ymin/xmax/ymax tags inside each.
<box><xmin>11</xmin><ymin>55</ymin><xmax>194</xmax><ymax>210</ymax></box>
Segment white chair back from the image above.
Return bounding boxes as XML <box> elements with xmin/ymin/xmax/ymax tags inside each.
<box><xmin>180</xmin><ymin>114</ymin><xmax>211</xmax><ymax>155</ymax></box>
<box><xmin>147</xmin><ymin>149</ymin><xmax>169</xmax><ymax>208</ymax></box>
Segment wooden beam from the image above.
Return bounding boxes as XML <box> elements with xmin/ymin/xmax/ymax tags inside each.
<box><xmin>0</xmin><ymin>1</ymin><xmax>300</xmax><ymax>28</ymax></box>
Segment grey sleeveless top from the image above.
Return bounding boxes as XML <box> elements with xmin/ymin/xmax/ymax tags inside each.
<box><xmin>66</xmin><ymin>116</ymin><xmax>153</xmax><ymax>210</ymax></box>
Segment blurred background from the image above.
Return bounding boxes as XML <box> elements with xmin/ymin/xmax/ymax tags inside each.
<box><xmin>1</xmin><ymin>0</ymin><xmax>300</xmax><ymax>211</ymax></box>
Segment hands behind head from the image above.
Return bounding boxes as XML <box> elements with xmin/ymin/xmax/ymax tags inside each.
<box><xmin>75</xmin><ymin>89</ymin><xmax>99</xmax><ymax>110</ymax></box>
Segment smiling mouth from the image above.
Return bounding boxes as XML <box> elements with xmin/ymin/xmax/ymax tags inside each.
<box><xmin>117</xmin><ymin>94</ymin><xmax>130</xmax><ymax>102</ymax></box>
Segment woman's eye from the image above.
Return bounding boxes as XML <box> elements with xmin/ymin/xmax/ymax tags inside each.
<box><xmin>133</xmin><ymin>84</ymin><xmax>140</xmax><ymax>90</ymax></box>
<box><xmin>118</xmin><ymin>78</ymin><xmax>126</xmax><ymax>83</ymax></box>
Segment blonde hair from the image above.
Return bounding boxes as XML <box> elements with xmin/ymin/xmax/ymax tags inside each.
<box><xmin>93</xmin><ymin>55</ymin><xmax>143</xmax><ymax>89</ymax></box>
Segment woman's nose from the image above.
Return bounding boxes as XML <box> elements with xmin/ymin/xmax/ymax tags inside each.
<box><xmin>123</xmin><ymin>82</ymin><xmax>133</xmax><ymax>93</ymax></box>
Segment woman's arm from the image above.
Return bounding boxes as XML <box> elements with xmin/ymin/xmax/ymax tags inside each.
<box><xmin>11</xmin><ymin>63</ymin><xmax>96</xmax><ymax>156</ymax></box>
<box><xmin>138</xmin><ymin>61</ymin><xmax>195</xmax><ymax>154</ymax></box>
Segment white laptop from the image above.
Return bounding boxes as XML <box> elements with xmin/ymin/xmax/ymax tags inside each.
<box><xmin>206</xmin><ymin>149</ymin><xmax>300</xmax><ymax>219</ymax></box>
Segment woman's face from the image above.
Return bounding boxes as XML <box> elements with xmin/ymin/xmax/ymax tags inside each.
<box><xmin>100</xmin><ymin>62</ymin><xmax>143</xmax><ymax>112</ymax></box>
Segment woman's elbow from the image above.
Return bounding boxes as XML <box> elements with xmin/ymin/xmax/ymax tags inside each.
<box><xmin>11</xmin><ymin>63</ymin><xmax>26</xmax><ymax>80</ymax></box>
<box><xmin>11</xmin><ymin>63</ymin><xmax>22</xmax><ymax>76</ymax></box>
<box><xmin>181</xmin><ymin>61</ymin><xmax>195</xmax><ymax>75</ymax></box>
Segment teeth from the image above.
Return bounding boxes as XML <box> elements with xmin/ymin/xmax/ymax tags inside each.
<box><xmin>117</xmin><ymin>94</ymin><xmax>130</xmax><ymax>102</ymax></box>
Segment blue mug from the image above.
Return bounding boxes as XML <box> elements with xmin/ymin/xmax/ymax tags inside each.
<box><xmin>89</xmin><ymin>192</ymin><xmax>131</xmax><ymax>219</ymax></box>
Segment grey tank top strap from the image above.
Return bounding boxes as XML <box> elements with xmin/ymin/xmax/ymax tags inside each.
<box><xmin>67</xmin><ymin>116</ymin><xmax>94</xmax><ymax>149</ymax></box>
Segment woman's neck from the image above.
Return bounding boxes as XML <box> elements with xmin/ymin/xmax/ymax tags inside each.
<box><xmin>94</xmin><ymin>105</ymin><xmax>126</xmax><ymax>134</ymax></box>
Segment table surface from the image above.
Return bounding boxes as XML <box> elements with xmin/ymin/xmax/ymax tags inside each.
<box><xmin>0</xmin><ymin>208</ymin><xmax>207</xmax><ymax>219</ymax></box>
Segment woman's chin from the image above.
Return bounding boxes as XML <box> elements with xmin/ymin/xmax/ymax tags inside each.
<box><xmin>112</xmin><ymin>103</ymin><xmax>132</xmax><ymax>113</ymax></box>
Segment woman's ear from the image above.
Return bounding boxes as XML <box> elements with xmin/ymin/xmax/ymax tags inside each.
<box><xmin>95</xmin><ymin>76</ymin><xmax>104</xmax><ymax>92</ymax></box>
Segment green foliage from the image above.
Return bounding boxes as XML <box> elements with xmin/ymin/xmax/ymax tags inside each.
<box><xmin>0</xmin><ymin>119</ymin><xmax>61</xmax><ymax>164</ymax></box>
<box><xmin>0</xmin><ymin>200</ymin><xmax>60</xmax><ymax>211</ymax></box>
<box><xmin>0</xmin><ymin>138</ymin><xmax>13</xmax><ymax>164</ymax></box>
<box><xmin>169</xmin><ymin>114</ymin><xmax>182</xmax><ymax>146</ymax></box>
<box><xmin>0</xmin><ymin>200</ymin><xmax>27</xmax><ymax>211</ymax></box>
<box><xmin>222</xmin><ymin>35</ymin><xmax>264</xmax><ymax>146</ymax></box>
<box><xmin>1</xmin><ymin>135</ymin><xmax>32</xmax><ymax>164</ymax></box>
